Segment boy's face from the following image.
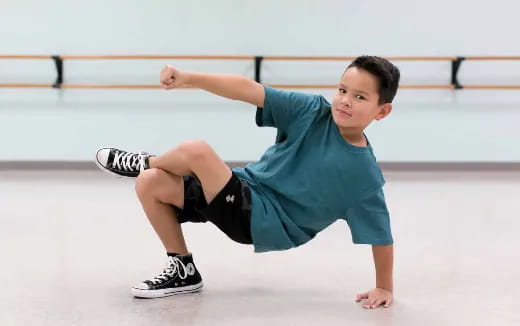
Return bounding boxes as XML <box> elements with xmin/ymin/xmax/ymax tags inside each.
<box><xmin>331</xmin><ymin>67</ymin><xmax>392</xmax><ymax>131</ymax></box>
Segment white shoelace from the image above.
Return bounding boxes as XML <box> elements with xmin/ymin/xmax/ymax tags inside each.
<box><xmin>151</xmin><ymin>256</ymin><xmax>188</xmax><ymax>285</ymax></box>
<box><xmin>112</xmin><ymin>151</ymin><xmax>147</xmax><ymax>172</ymax></box>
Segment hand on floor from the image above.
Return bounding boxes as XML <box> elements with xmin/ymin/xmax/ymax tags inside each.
<box><xmin>355</xmin><ymin>288</ymin><xmax>393</xmax><ymax>309</ymax></box>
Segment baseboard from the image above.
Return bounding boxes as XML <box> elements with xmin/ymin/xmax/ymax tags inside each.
<box><xmin>0</xmin><ymin>161</ymin><xmax>520</xmax><ymax>171</ymax></box>
<box><xmin>379</xmin><ymin>162</ymin><xmax>520</xmax><ymax>171</ymax></box>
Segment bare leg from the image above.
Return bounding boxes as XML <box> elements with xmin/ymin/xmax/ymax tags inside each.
<box><xmin>136</xmin><ymin>140</ymin><xmax>232</xmax><ymax>253</ymax></box>
<box><xmin>135</xmin><ymin>168</ymin><xmax>189</xmax><ymax>255</ymax></box>
<box><xmin>148</xmin><ymin>140</ymin><xmax>232</xmax><ymax>203</ymax></box>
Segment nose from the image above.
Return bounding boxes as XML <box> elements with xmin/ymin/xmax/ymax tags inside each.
<box><xmin>340</xmin><ymin>95</ymin><xmax>352</xmax><ymax>107</ymax></box>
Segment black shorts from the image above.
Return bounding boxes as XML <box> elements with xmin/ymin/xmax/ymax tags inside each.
<box><xmin>173</xmin><ymin>172</ymin><xmax>253</xmax><ymax>245</ymax></box>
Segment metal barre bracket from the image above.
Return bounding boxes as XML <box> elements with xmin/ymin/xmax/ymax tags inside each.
<box><xmin>51</xmin><ymin>55</ymin><xmax>63</xmax><ymax>89</ymax></box>
<box><xmin>254</xmin><ymin>56</ymin><xmax>263</xmax><ymax>83</ymax></box>
<box><xmin>451</xmin><ymin>57</ymin><xmax>465</xmax><ymax>89</ymax></box>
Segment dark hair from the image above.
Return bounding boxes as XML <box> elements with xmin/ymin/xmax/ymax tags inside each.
<box><xmin>346</xmin><ymin>55</ymin><xmax>400</xmax><ymax>104</ymax></box>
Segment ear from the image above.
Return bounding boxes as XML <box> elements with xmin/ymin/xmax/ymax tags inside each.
<box><xmin>375</xmin><ymin>103</ymin><xmax>392</xmax><ymax>121</ymax></box>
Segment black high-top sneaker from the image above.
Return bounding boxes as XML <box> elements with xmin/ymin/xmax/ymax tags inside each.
<box><xmin>131</xmin><ymin>254</ymin><xmax>203</xmax><ymax>298</ymax></box>
<box><xmin>95</xmin><ymin>147</ymin><xmax>152</xmax><ymax>178</ymax></box>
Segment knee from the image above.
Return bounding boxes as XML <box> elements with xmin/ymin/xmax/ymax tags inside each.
<box><xmin>176</xmin><ymin>140</ymin><xmax>212</xmax><ymax>161</ymax></box>
<box><xmin>135</xmin><ymin>168</ymin><xmax>168</xmax><ymax>199</ymax></box>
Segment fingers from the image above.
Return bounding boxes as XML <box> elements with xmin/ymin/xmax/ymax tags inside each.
<box><xmin>363</xmin><ymin>297</ymin><xmax>377</xmax><ymax>309</ymax></box>
<box><xmin>161</xmin><ymin>79</ymin><xmax>178</xmax><ymax>90</ymax></box>
<box><xmin>160</xmin><ymin>75</ymin><xmax>174</xmax><ymax>87</ymax></box>
<box><xmin>371</xmin><ymin>298</ymin><xmax>384</xmax><ymax>309</ymax></box>
<box><xmin>161</xmin><ymin>80</ymin><xmax>175</xmax><ymax>88</ymax></box>
<box><xmin>160</xmin><ymin>82</ymin><xmax>173</xmax><ymax>90</ymax></box>
<box><xmin>384</xmin><ymin>296</ymin><xmax>393</xmax><ymax>308</ymax></box>
<box><xmin>362</xmin><ymin>296</ymin><xmax>392</xmax><ymax>309</ymax></box>
<box><xmin>160</xmin><ymin>65</ymin><xmax>177</xmax><ymax>88</ymax></box>
<box><xmin>355</xmin><ymin>292</ymin><xmax>369</xmax><ymax>302</ymax></box>
<box><xmin>357</xmin><ymin>289</ymin><xmax>393</xmax><ymax>309</ymax></box>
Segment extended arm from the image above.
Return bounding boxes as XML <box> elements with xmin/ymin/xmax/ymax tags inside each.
<box><xmin>159</xmin><ymin>65</ymin><xmax>265</xmax><ymax>107</ymax></box>
<box><xmin>355</xmin><ymin>244</ymin><xmax>394</xmax><ymax>309</ymax></box>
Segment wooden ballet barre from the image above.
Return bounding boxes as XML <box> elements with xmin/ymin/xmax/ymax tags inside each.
<box><xmin>271</xmin><ymin>84</ymin><xmax>520</xmax><ymax>90</ymax></box>
<box><xmin>462</xmin><ymin>85</ymin><xmax>520</xmax><ymax>89</ymax></box>
<box><xmin>60</xmin><ymin>84</ymin><xmax>198</xmax><ymax>89</ymax></box>
<box><xmin>1</xmin><ymin>54</ymin><xmax>520</xmax><ymax>90</ymax></box>
<box><xmin>0</xmin><ymin>83</ymin><xmax>54</xmax><ymax>88</ymax></box>
<box><xmin>0</xmin><ymin>54</ymin><xmax>255</xmax><ymax>60</ymax></box>
<box><xmin>0</xmin><ymin>55</ymin><xmax>52</xmax><ymax>59</ymax></box>
<box><xmin>1</xmin><ymin>55</ymin><xmax>520</xmax><ymax>61</ymax></box>
<box><xmin>60</xmin><ymin>84</ymin><xmax>197</xmax><ymax>89</ymax></box>
<box><xmin>0</xmin><ymin>83</ymin><xmax>454</xmax><ymax>89</ymax></box>
<box><xmin>399</xmin><ymin>84</ymin><xmax>455</xmax><ymax>89</ymax></box>
<box><xmin>270</xmin><ymin>84</ymin><xmax>456</xmax><ymax>89</ymax></box>
<box><xmin>60</xmin><ymin>55</ymin><xmax>255</xmax><ymax>60</ymax></box>
<box><xmin>1</xmin><ymin>83</ymin><xmax>520</xmax><ymax>90</ymax></box>
<box><xmin>60</xmin><ymin>84</ymin><xmax>161</xmax><ymax>89</ymax></box>
<box><xmin>263</xmin><ymin>56</ymin><xmax>458</xmax><ymax>61</ymax></box>
<box><xmin>464</xmin><ymin>56</ymin><xmax>520</xmax><ymax>61</ymax></box>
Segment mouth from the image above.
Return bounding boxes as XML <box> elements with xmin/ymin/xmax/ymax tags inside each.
<box><xmin>336</xmin><ymin>108</ymin><xmax>352</xmax><ymax>117</ymax></box>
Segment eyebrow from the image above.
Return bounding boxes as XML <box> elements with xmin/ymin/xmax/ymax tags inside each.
<box><xmin>338</xmin><ymin>84</ymin><xmax>370</xmax><ymax>96</ymax></box>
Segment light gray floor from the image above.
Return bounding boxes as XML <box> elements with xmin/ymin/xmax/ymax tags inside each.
<box><xmin>1</xmin><ymin>169</ymin><xmax>519</xmax><ymax>326</ymax></box>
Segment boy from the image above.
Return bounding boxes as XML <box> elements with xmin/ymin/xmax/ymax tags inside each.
<box><xmin>95</xmin><ymin>55</ymin><xmax>399</xmax><ymax>309</ymax></box>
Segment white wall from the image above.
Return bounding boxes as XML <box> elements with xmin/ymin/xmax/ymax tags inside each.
<box><xmin>1</xmin><ymin>0</ymin><xmax>519</xmax><ymax>162</ymax></box>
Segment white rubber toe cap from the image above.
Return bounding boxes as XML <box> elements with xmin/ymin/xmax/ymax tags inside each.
<box><xmin>133</xmin><ymin>282</ymin><xmax>151</xmax><ymax>290</ymax></box>
<box><xmin>95</xmin><ymin>148</ymin><xmax>111</xmax><ymax>166</ymax></box>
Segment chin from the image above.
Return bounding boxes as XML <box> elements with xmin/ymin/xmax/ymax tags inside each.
<box><xmin>336</xmin><ymin>121</ymin><xmax>355</xmax><ymax>129</ymax></box>
<box><xmin>332</xmin><ymin>112</ymin><xmax>353</xmax><ymax>128</ymax></box>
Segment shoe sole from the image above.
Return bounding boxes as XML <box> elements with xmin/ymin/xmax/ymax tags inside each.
<box><xmin>131</xmin><ymin>281</ymin><xmax>204</xmax><ymax>298</ymax></box>
<box><xmin>94</xmin><ymin>147</ymin><xmax>137</xmax><ymax>179</ymax></box>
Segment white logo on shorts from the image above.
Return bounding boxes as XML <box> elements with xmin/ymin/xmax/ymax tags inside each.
<box><xmin>226</xmin><ymin>194</ymin><xmax>235</xmax><ymax>203</ymax></box>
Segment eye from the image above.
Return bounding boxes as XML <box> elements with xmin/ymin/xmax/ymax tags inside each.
<box><xmin>338</xmin><ymin>88</ymin><xmax>346</xmax><ymax>94</ymax></box>
<box><xmin>356</xmin><ymin>95</ymin><xmax>365</xmax><ymax>100</ymax></box>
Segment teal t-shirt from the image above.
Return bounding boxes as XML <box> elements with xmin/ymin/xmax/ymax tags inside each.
<box><xmin>232</xmin><ymin>86</ymin><xmax>393</xmax><ymax>252</ymax></box>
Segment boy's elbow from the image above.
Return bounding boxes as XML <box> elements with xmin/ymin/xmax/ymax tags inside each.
<box><xmin>236</xmin><ymin>79</ymin><xmax>264</xmax><ymax>107</ymax></box>
<box><xmin>249</xmin><ymin>81</ymin><xmax>265</xmax><ymax>107</ymax></box>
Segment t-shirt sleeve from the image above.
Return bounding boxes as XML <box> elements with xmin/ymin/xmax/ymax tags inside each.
<box><xmin>255</xmin><ymin>85</ymin><xmax>323</xmax><ymax>135</ymax></box>
<box><xmin>343</xmin><ymin>188</ymin><xmax>393</xmax><ymax>245</ymax></box>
